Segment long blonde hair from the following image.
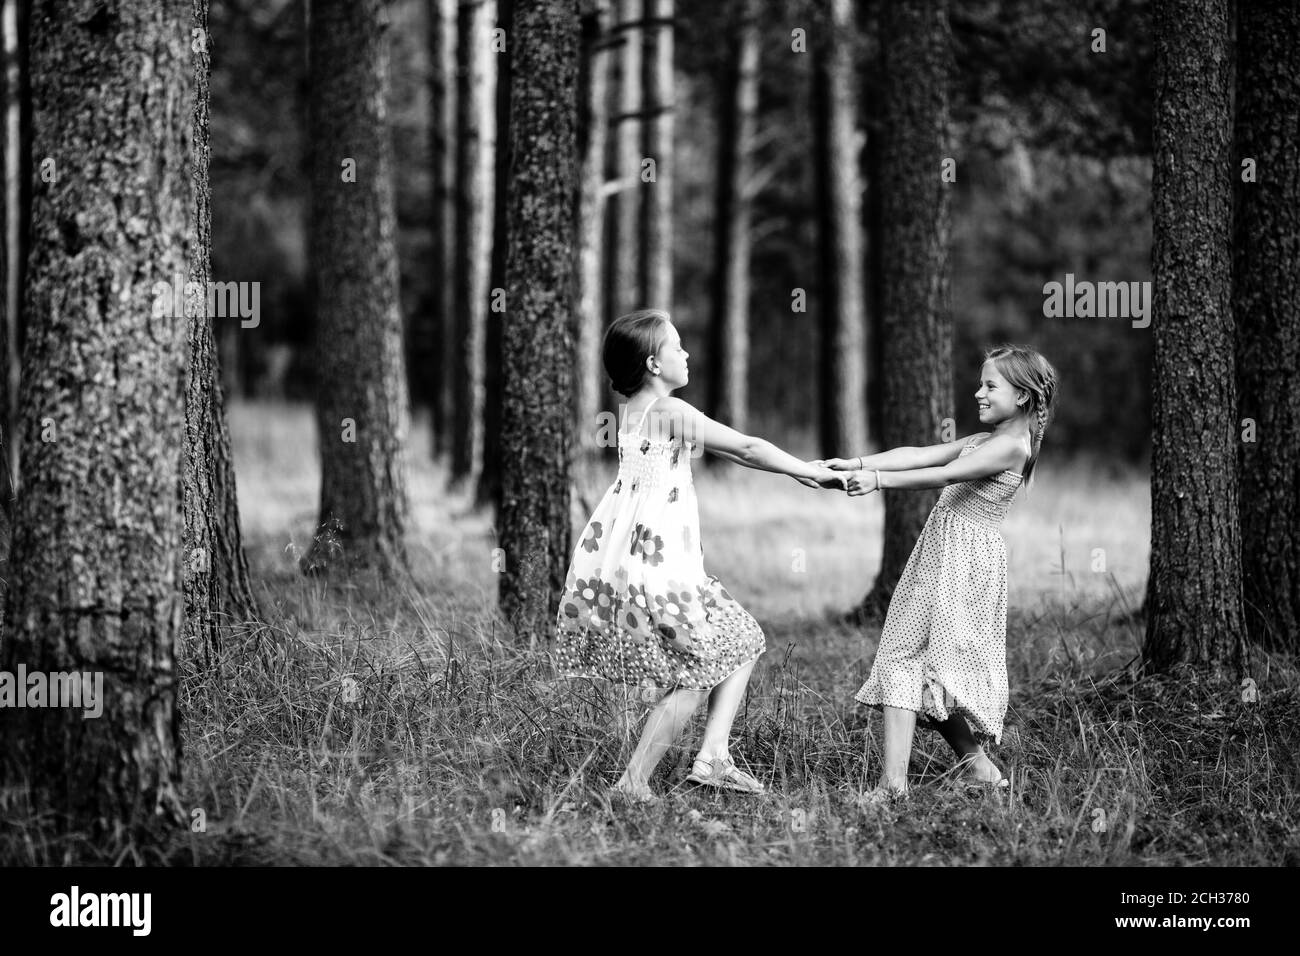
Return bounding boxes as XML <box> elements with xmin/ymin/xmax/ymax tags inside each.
<box><xmin>984</xmin><ymin>344</ymin><xmax>1059</xmax><ymax>487</ymax></box>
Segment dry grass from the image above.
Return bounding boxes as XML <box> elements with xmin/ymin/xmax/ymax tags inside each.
<box><xmin>1</xmin><ymin>401</ymin><xmax>1294</xmax><ymax>865</ymax></box>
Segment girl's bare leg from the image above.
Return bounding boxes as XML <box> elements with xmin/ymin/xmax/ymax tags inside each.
<box><xmin>935</xmin><ymin>712</ymin><xmax>1004</xmax><ymax>784</ymax></box>
<box><xmin>696</xmin><ymin>661</ymin><xmax>755</xmax><ymax>763</ymax></box>
<box><xmin>614</xmin><ymin>687</ymin><xmax>709</xmax><ymax>797</ymax></box>
<box><xmin>878</xmin><ymin>705</ymin><xmax>917</xmax><ymax>792</ymax></box>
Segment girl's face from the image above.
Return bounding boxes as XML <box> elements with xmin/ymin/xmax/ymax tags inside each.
<box><xmin>650</xmin><ymin>322</ymin><xmax>689</xmax><ymax>389</ymax></box>
<box><xmin>975</xmin><ymin>360</ymin><xmax>1027</xmax><ymax>426</ymax></box>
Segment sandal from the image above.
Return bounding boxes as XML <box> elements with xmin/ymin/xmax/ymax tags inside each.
<box><xmin>685</xmin><ymin>756</ymin><xmax>765</xmax><ymax>794</ymax></box>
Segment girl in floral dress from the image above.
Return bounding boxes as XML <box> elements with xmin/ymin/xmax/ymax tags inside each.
<box><xmin>554</xmin><ymin>310</ymin><xmax>845</xmax><ymax>802</ymax></box>
<box><xmin>827</xmin><ymin>345</ymin><xmax>1058</xmax><ymax>798</ymax></box>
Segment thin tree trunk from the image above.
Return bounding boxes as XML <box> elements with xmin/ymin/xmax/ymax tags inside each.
<box><xmin>4</xmin><ymin>0</ymin><xmax>31</xmax><ymax>492</ymax></box>
<box><xmin>862</xmin><ymin>3</ymin><xmax>885</xmax><ymax>450</ymax></box>
<box><xmin>1143</xmin><ymin>0</ymin><xmax>1244</xmax><ymax>672</ymax></box>
<box><xmin>0</xmin><ymin>0</ymin><xmax>189</xmax><ymax>838</ymax></box>
<box><xmin>1234</xmin><ymin>0</ymin><xmax>1300</xmax><ymax>653</ymax></box>
<box><xmin>451</xmin><ymin>0</ymin><xmax>496</xmax><ymax>486</ymax></box>
<box><xmin>854</xmin><ymin>0</ymin><xmax>953</xmax><ymax>621</ymax></box>
<box><xmin>864</xmin><ymin>112</ymin><xmax>885</xmax><ymax>449</ymax></box>
<box><xmin>478</xmin><ymin>0</ymin><xmax>511</xmax><ymax>511</ymax></box>
<box><xmin>640</xmin><ymin>0</ymin><xmax>672</xmax><ymax>309</ymax></box>
<box><xmin>304</xmin><ymin>0</ymin><xmax>411</xmax><ymax>578</ymax></box>
<box><xmin>499</xmin><ymin>0</ymin><xmax>579</xmax><ymax>645</ymax></box>
<box><xmin>184</xmin><ymin>0</ymin><xmax>258</xmax><ymax>657</ymax></box>
<box><xmin>814</xmin><ymin>0</ymin><xmax>868</xmax><ymax>458</ymax></box>
<box><xmin>576</xmin><ymin>0</ymin><xmax>611</xmax><ymax>455</ymax></box>
<box><xmin>708</xmin><ymin>0</ymin><xmax>758</xmax><ymax>434</ymax></box>
<box><xmin>610</xmin><ymin>0</ymin><xmax>642</xmax><ymax>318</ymax></box>
<box><xmin>0</xmin><ymin>14</ymin><xmax>8</xmax><ymax>632</ymax></box>
<box><xmin>428</xmin><ymin>0</ymin><xmax>456</xmax><ymax>458</ymax></box>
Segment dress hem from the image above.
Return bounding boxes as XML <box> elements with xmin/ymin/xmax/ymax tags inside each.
<box><xmin>558</xmin><ymin>647</ymin><xmax>765</xmax><ymax>693</ymax></box>
<box><xmin>854</xmin><ymin>684</ymin><xmax>1003</xmax><ymax>745</ymax></box>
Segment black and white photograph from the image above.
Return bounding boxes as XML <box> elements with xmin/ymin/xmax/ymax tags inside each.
<box><xmin>0</xmin><ymin>0</ymin><xmax>1293</xmax><ymax>921</ymax></box>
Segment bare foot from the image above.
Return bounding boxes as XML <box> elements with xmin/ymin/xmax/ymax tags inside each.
<box><xmin>857</xmin><ymin>784</ymin><xmax>908</xmax><ymax>810</ymax></box>
<box><xmin>959</xmin><ymin>754</ymin><xmax>1008</xmax><ymax>788</ymax></box>
<box><xmin>609</xmin><ymin>775</ymin><xmax>657</xmax><ymax>804</ymax></box>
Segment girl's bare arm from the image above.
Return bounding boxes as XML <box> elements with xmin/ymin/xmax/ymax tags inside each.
<box><xmin>825</xmin><ymin>435</ymin><xmax>986</xmax><ymax>471</ymax></box>
<box><xmin>846</xmin><ymin>434</ymin><xmax>1024</xmax><ymax>494</ymax></box>
<box><xmin>651</xmin><ymin>397</ymin><xmax>833</xmax><ymax>483</ymax></box>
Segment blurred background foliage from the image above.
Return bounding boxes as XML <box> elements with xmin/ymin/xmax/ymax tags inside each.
<box><xmin>209</xmin><ymin>0</ymin><xmax>1154</xmax><ymax>463</ymax></box>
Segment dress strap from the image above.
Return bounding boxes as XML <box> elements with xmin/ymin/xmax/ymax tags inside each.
<box><xmin>628</xmin><ymin>397</ymin><xmax>660</xmax><ymax>437</ymax></box>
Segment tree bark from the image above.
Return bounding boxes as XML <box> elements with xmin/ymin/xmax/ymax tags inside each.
<box><xmin>427</xmin><ymin>0</ymin><xmax>457</xmax><ymax>458</ymax></box>
<box><xmin>1143</xmin><ymin>0</ymin><xmax>1244</xmax><ymax>672</ymax></box>
<box><xmin>576</xmin><ymin>0</ymin><xmax>611</xmax><ymax>455</ymax></box>
<box><xmin>451</xmin><ymin>0</ymin><xmax>496</xmax><ymax>486</ymax></box>
<box><xmin>478</xmin><ymin>0</ymin><xmax>511</xmax><ymax>511</ymax></box>
<box><xmin>854</xmin><ymin>0</ymin><xmax>953</xmax><ymax>621</ymax></box>
<box><xmin>0</xmin><ymin>0</ymin><xmax>190</xmax><ymax>838</ymax></box>
<box><xmin>499</xmin><ymin>0</ymin><xmax>579</xmax><ymax>645</ymax></box>
<box><xmin>640</xmin><ymin>0</ymin><xmax>672</xmax><ymax>309</ymax></box>
<box><xmin>1234</xmin><ymin>0</ymin><xmax>1300</xmax><ymax>653</ymax></box>
<box><xmin>184</xmin><ymin>0</ymin><xmax>258</xmax><ymax>657</ymax></box>
<box><xmin>4</xmin><ymin>0</ymin><xmax>32</xmax><ymax>492</ymax></box>
<box><xmin>610</xmin><ymin>0</ymin><xmax>642</xmax><ymax>318</ymax></box>
<box><xmin>0</xmin><ymin>16</ymin><xmax>9</xmax><ymax>628</ymax></box>
<box><xmin>304</xmin><ymin>0</ymin><xmax>411</xmax><ymax>578</ymax></box>
<box><xmin>708</xmin><ymin>0</ymin><xmax>758</xmax><ymax>434</ymax></box>
<box><xmin>813</xmin><ymin>0</ymin><xmax>868</xmax><ymax>458</ymax></box>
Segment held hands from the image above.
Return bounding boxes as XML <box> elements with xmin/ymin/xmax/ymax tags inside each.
<box><xmin>815</xmin><ymin>457</ymin><xmax>860</xmax><ymax>471</ymax></box>
<box><xmin>793</xmin><ymin>463</ymin><xmax>849</xmax><ymax>491</ymax></box>
<box><xmin>845</xmin><ymin>470</ymin><xmax>879</xmax><ymax>497</ymax></box>
<box><xmin>791</xmin><ymin>467</ymin><xmax>848</xmax><ymax>490</ymax></box>
<box><xmin>804</xmin><ymin>460</ymin><xmax>879</xmax><ymax>496</ymax></box>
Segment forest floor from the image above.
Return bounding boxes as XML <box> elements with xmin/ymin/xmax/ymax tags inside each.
<box><xmin>7</xmin><ymin>401</ymin><xmax>1298</xmax><ymax>865</ymax></box>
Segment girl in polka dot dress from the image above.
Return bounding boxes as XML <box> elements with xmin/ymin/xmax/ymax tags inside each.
<box><xmin>554</xmin><ymin>310</ymin><xmax>846</xmax><ymax>802</ymax></box>
<box><xmin>824</xmin><ymin>345</ymin><xmax>1058</xmax><ymax>797</ymax></box>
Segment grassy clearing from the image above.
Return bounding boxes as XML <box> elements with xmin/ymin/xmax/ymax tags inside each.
<box><xmin>2</xmin><ymin>402</ymin><xmax>1295</xmax><ymax>865</ymax></box>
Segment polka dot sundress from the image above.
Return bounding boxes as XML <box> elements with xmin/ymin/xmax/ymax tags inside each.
<box><xmin>552</xmin><ymin>397</ymin><xmax>766</xmax><ymax>691</ymax></box>
<box><xmin>854</xmin><ymin>437</ymin><xmax>1025</xmax><ymax>744</ymax></box>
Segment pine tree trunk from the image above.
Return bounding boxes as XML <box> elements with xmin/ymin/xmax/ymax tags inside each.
<box><xmin>611</xmin><ymin>0</ymin><xmax>642</xmax><ymax>317</ymax></box>
<box><xmin>862</xmin><ymin>4</ymin><xmax>885</xmax><ymax>450</ymax></box>
<box><xmin>0</xmin><ymin>0</ymin><xmax>190</xmax><ymax>838</ymax></box>
<box><xmin>708</xmin><ymin>0</ymin><xmax>758</xmax><ymax>434</ymax></box>
<box><xmin>640</xmin><ymin>0</ymin><xmax>672</xmax><ymax>309</ymax></box>
<box><xmin>184</xmin><ymin>0</ymin><xmax>258</xmax><ymax>656</ymax></box>
<box><xmin>1234</xmin><ymin>0</ymin><xmax>1300</xmax><ymax>653</ymax></box>
<box><xmin>5</xmin><ymin>0</ymin><xmax>32</xmax><ymax>492</ymax></box>
<box><xmin>854</xmin><ymin>0</ymin><xmax>953</xmax><ymax>621</ymax></box>
<box><xmin>305</xmin><ymin>0</ymin><xmax>411</xmax><ymax>578</ymax></box>
<box><xmin>427</xmin><ymin>0</ymin><xmax>457</xmax><ymax>458</ymax></box>
<box><xmin>814</xmin><ymin>0</ymin><xmax>868</xmax><ymax>459</ymax></box>
<box><xmin>451</xmin><ymin>0</ymin><xmax>496</xmax><ymax>486</ymax></box>
<box><xmin>576</xmin><ymin>0</ymin><xmax>611</xmax><ymax>455</ymax></box>
<box><xmin>1143</xmin><ymin>0</ymin><xmax>1244</xmax><ymax>672</ymax></box>
<box><xmin>0</xmin><ymin>17</ymin><xmax>9</xmax><ymax>621</ymax></box>
<box><xmin>478</xmin><ymin>0</ymin><xmax>511</xmax><ymax>511</ymax></box>
<box><xmin>499</xmin><ymin>0</ymin><xmax>579</xmax><ymax>645</ymax></box>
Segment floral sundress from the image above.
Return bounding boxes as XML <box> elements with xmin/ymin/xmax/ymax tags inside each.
<box><xmin>552</xmin><ymin>397</ymin><xmax>766</xmax><ymax>690</ymax></box>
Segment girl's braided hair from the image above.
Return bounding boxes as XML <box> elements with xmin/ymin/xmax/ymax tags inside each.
<box><xmin>984</xmin><ymin>344</ymin><xmax>1059</xmax><ymax>487</ymax></box>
